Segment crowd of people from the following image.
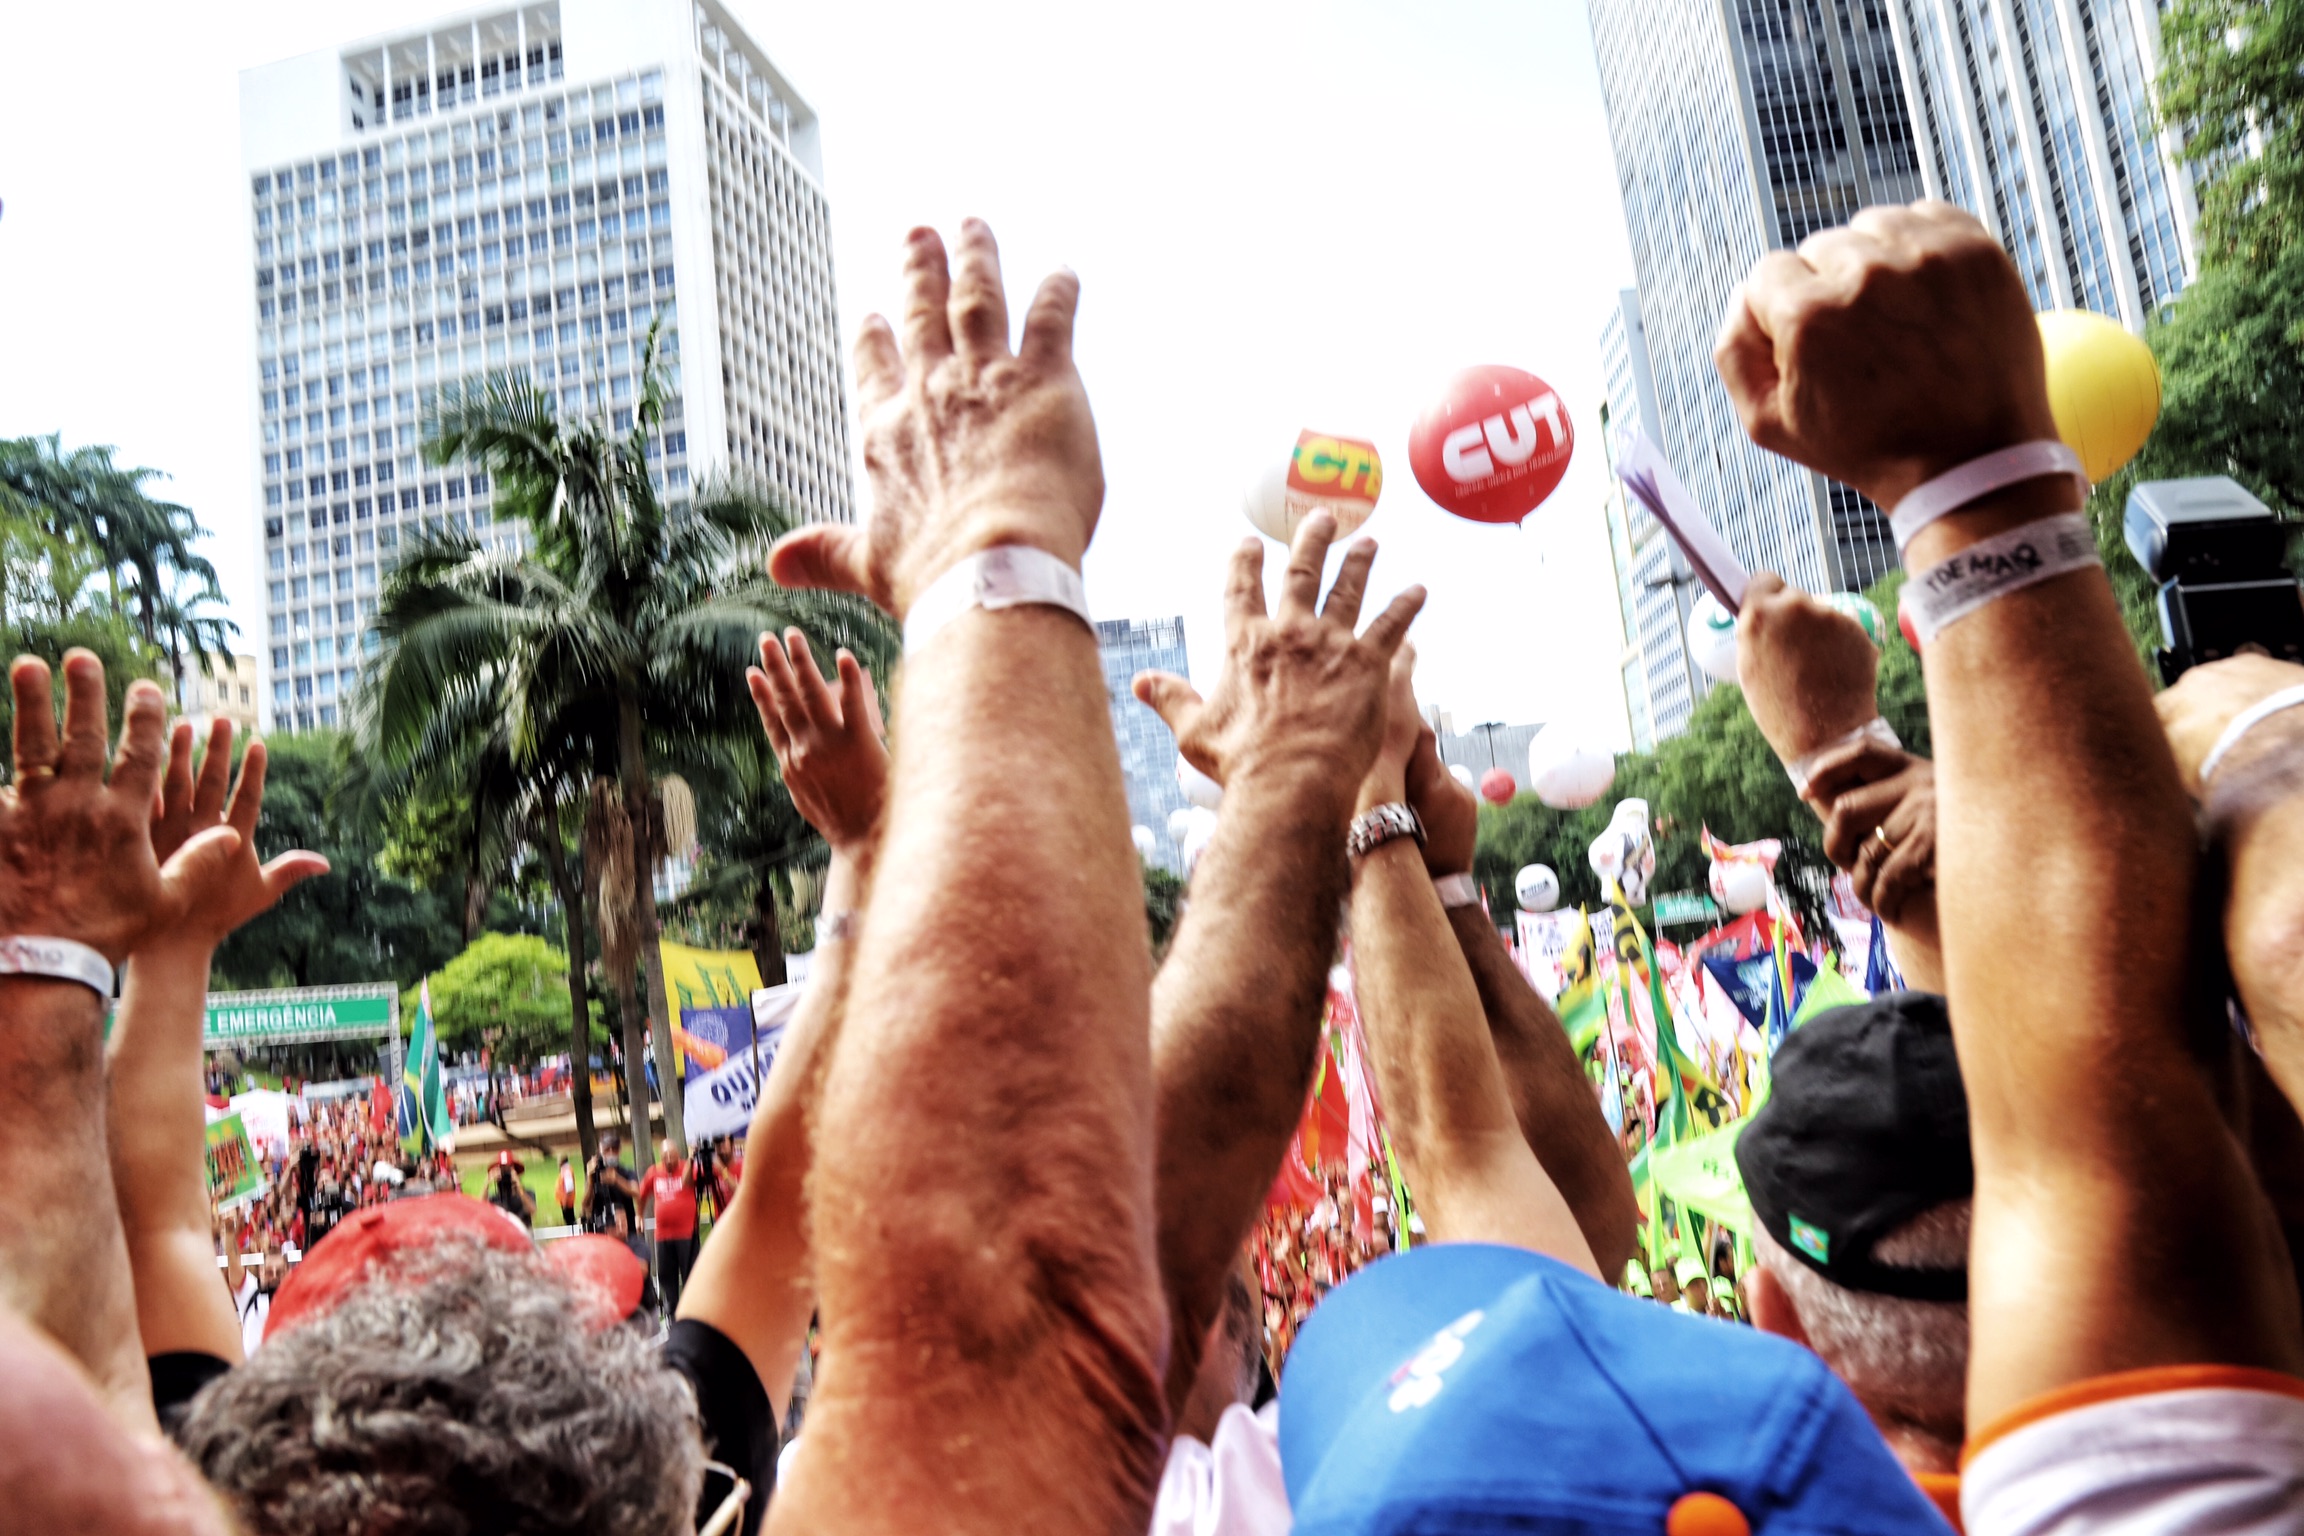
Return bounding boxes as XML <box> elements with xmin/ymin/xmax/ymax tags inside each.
<box><xmin>9</xmin><ymin>201</ymin><xmax>2304</xmax><ymax>1535</ymax></box>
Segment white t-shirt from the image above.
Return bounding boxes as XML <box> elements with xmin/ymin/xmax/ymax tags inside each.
<box><xmin>234</xmin><ymin>1272</ymin><xmax>271</xmax><ymax>1359</ymax></box>
<box><xmin>1965</xmin><ymin>1376</ymin><xmax>2304</xmax><ymax>1536</ymax></box>
<box><xmin>1150</xmin><ymin>1402</ymin><xmax>1291</xmax><ymax>1536</ymax></box>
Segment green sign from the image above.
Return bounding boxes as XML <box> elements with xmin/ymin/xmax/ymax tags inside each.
<box><xmin>205</xmin><ymin>1111</ymin><xmax>269</xmax><ymax>1213</ymax></box>
<box><xmin>1652</xmin><ymin>890</ymin><xmax>1722</xmax><ymax>926</ymax></box>
<box><xmin>204</xmin><ymin>988</ymin><xmax>396</xmax><ymax>1046</ymax></box>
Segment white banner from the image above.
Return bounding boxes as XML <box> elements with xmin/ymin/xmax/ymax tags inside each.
<box><xmin>680</xmin><ymin>984</ymin><xmax>803</xmax><ymax>1143</ymax></box>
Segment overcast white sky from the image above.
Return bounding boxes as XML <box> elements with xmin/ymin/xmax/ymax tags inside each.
<box><xmin>0</xmin><ymin>0</ymin><xmax>1641</xmax><ymax>746</ymax></box>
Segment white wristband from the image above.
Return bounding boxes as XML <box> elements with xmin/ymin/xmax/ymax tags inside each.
<box><xmin>0</xmin><ymin>936</ymin><xmax>114</xmax><ymax>997</ymax></box>
<box><xmin>1434</xmin><ymin>873</ymin><xmax>1481</xmax><ymax>910</ymax></box>
<box><xmin>1781</xmin><ymin>717</ymin><xmax>1902</xmax><ymax>796</ymax></box>
<box><xmin>2199</xmin><ymin>684</ymin><xmax>2304</xmax><ymax>785</ymax></box>
<box><xmin>1889</xmin><ymin>440</ymin><xmax>2087</xmax><ymax>553</ymax></box>
<box><xmin>1899</xmin><ymin>513</ymin><xmax>2100</xmax><ymax>644</ymax></box>
<box><xmin>903</xmin><ymin>545</ymin><xmax>1092</xmax><ymax>653</ymax></box>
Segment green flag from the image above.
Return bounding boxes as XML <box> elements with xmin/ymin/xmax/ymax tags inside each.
<box><xmin>398</xmin><ymin>981</ymin><xmax>453</xmax><ymax>1154</ymax></box>
<box><xmin>1648</xmin><ymin>1118</ymin><xmax>1755</xmax><ymax>1235</ymax></box>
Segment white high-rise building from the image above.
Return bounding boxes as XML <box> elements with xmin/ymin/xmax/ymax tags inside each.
<box><xmin>240</xmin><ymin>0</ymin><xmax>852</xmax><ymax>731</ymax></box>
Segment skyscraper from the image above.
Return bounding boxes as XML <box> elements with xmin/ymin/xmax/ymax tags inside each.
<box><xmin>1095</xmin><ymin>616</ymin><xmax>1192</xmax><ymax>872</ymax></box>
<box><xmin>240</xmin><ymin>0</ymin><xmax>853</xmax><ymax>731</ymax></box>
<box><xmin>1598</xmin><ymin>289</ymin><xmax>1697</xmax><ymax>745</ymax></box>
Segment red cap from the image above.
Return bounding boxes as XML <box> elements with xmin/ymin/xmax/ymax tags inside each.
<box><xmin>544</xmin><ymin>1234</ymin><xmax>648</xmax><ymax>1329</ymax></box>
<box><xmin>266</xmin><ymin>1194</ymin><xmax>533</xmax><ymax>1342</ymax></box>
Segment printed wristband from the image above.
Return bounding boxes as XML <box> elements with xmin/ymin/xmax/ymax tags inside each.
<box><xmin>1781</xmin><ymin>717</ymin><xmax>1902</xmax><ymax>796</ymax></box>
<box><xmin>1898</xmin><ymin>512</ymin><xmax>2099</xmax><ymax>644</ymax></box>
<box><xmin>1889</xmin><ymin>440</ymin><xmax>2087</xmax><ymax>554</ymax></box>
<box><xmin>2199</xmin><ymin>683</ymin><xmax>2304</xmax><ymax>785</ymax></box>
<box><xmin>1434</xmin><ymin>873</ymin><xmax>1481</xmax><ymax>910</ymax></box>
<box><xmin>0</xmin><ymin>935</ymin><xmax>115</xmax><ymax>997</ymax></box>
<box><xmin>903</xmin><ymin>545</ymin><xmax>1092</xmax><ymax>653</ymax></box>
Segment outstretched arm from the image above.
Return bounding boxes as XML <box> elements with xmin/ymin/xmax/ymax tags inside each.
<box><xmin>1135</xmin><ymin>512</ymin><xmax>1419</xmax><ymax>1421</ymax></box>
<box><xmin>678</xmin><ymin>629</ymin><xmax>886</xmax><ymax>1422</ymax></box>
<box><xmin>1347</xmin><ymin>655</ymin><xmax>1597</xmax><ymax>1273</ymax></box>
<box><xmin>1403</xmin><ymin>733</ymin><xmax>1637</xmax><ymax>1276</ymax></box>
<box><xmin>763</xmin><ymin>222</ymin><xmax>1169</xmax><ymax>1535</ymax></box>
<box><xmin>1716</xmin><ymin>200</ymin><xmax>2303</xmax><ymax>1425</ymax></box>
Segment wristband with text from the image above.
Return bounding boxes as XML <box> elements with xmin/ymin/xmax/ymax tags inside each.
<box><xmin>0</xmin><ymin>936</ymin><xmax>115</xmax><ymax>997</ymax></box>
<box><xmin>1898</xmin><ymin>513</ymin><xmax>2099</xmax><ymax>644</ymax></box>
<box><xmin>903</xmin><ymin>545</ymin><xmax>1092</xmax><ymax>653</ymax></box>
<box><xmin>1888</xmin><ymin>440</ymin><xmax>2086</xmax><ymax>554</ymax></box>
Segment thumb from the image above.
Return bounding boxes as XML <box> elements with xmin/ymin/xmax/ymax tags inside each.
<box><xmin>261</xmin><ymin>851</ymin><xmax>332</xmax><ymax>902</ymax></box>
<box><xmin>157</xmin><ymin>825</ymin><xmax>244</xmax><ymax>911</ymax></box>
<box><xmin>768</xmin><ymin>526</ymin><xmax>877</xmax><ymax>605</ymax></box>
<box><xmin>1132</xmin><ymin>670</ymin><xmax>1202</xmax><ymax>734</ymax></box>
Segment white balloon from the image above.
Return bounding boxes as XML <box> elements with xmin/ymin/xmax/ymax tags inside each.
<box><xmin>1130</xmin><ymin>825</ymin><xmax>1158</xmax><ymax>861</ymax></box>
<box><xmin>1515</xmin><ymin>864</ymin><xmax>1560</xmax><ymax>913</ymax></box>
<box><xmin>1166</xmin><ymin>806</ymin><xmax>1197</xmax><ymax>845</ymax></box>
<box><xmin>1709</xmin><ymin>859</ymin><xmax>1770</xmax><ymax>916</ymax></box>
<box><xmin>1449</xmin><ymin>763</ymin><xmax>1479</xmax><ymax>793</ymax></box>
<box><xmin>1177</xmin><ymin>757</ymin><xmax>1224</xmax><ymax>810</ymax></box>
<box><xmin>1587</xmin><ymin>798</ymin><xmax>1657</xmax><ymax>906</ymax></box>
<box><xmin>1687</xmin><ymin>591</ymin><xmax>1739</xmax><ymax>684</ymax></box>
<box><xmin>1178</xmin><ymin>806</ymin><xmax>1221</xmax><ymax>874</ymax></box>
<box><xmin>1528</xmin><ymin>725</ymin><xmax>1616</xmax><ymax>810</ymax></box>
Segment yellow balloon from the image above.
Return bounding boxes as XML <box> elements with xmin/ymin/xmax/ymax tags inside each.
<box><xmin>2037</xmin><ymin>309</ymin><xmax>2161</xmax><ymax>482</ymax></box>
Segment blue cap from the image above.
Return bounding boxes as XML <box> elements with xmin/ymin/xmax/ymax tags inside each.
<box><xmin>1279</xmin><ymin>1245</ymin><xmax>1952</xmax><ymax>1533</ymax></box>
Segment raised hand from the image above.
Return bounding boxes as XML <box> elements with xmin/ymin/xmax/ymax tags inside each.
<box><xmin>1810</xmin><ymin>744</ymin><xmax>1938</xmax><ymax>928</ymax></box>
<box><xmin>1132</xmin><ymin>510</ymin><xmax>1423</xmax><ymax>812</ymax></box>
<box><xmin>1405</xmin><ymin>722</ymin><xmax>1478</xmax><ymax>878</ymax></box>
<box><xmin>1</xmin><ymin>653</ymin><xmax>240</xmax><ymax>966</ymax></box>
<box><xmin>746</xmin><ymin>629</ymin><xmax>889</xmax><ymax>852</ymax></box>
<box><xmin>1356</xmin><ymin>644</ymin><xmax>1425</xmax><ymax>815</ymax></box>
<box><xmin>1734</xmin><ymin>573</ymin><xmax>1881</xmax><ymax>764</ymax></box>
<box><xmin>1713</xmin><ymin>200</ymin><xmax>2058</xmax><ymax>510</ymax></box>
<box><xmin>768</xmin><ymin>220</ymin><xmax>1104</xmax><ymax>618</ymax></box>
<box><xmin>2154</xmin><ymin>654</ymin><xmax>2304</xmax><ymax>798</ymax></box>
<box><xmin>139</xmin><ymin>726</ymin><xmax>328</xmax><ymax>956</ymax></box>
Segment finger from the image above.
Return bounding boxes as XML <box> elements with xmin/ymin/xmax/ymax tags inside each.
<box><xmin>1322</xmin><ymin>538</ymin><xmax>1379</xmax><ymax>630</ymax></box>
<box><xmin>1132</xmin><ymin>671</ymin><xmax>1204</xmax><ymax>735</ymax></box>
<box><xmin>834</xmin><ymin>651</ymin><xmax>875</xmax><ymax>738</ymax></box>
<box><xmin>1800</xmin><ymin>740</ymin><xmax>1909</xmax><ymax>808</ymax></box>
<box><xmin>156</xmin><ymin>825</ymin><xmax>243</xmax><ymax>919</ymax></box>
<box><xmin>160</xmin><ymin>722</ymin><xmax>195</xmax><ymax>826</ymax></box>
<box><xmin>783</xmin><ymin>630</ymin><xmax>837</xmax><ymax>724</ymax></box>
<box><xmin>193</xmin><ymin>718</ymin><xmax>235</xmax><ymax>823</ymax></box>
<box><xmin>260</xmin><ymin>851</ymin><xmax>332</xmax><ymax>903</ymax></box>
<box><xmin>899</xmin><ymin>226</ymin><xmax>955</xmax><ymax>373</ymax></box>
<box><xmin>1820</xmin><ymin>775</ymin><xmax>1903</xmax><ymax>867</ymax></box>
<box><xmin>109</xmin><ymin>678</ymin><xmax>170</xmax><ymax>805</ymax></box>
<box><xmin>1018</xmin><ymin>268</ymin><xmax>1081</xmax><ymax>369</ymax></box>
<box><xmin>225</xmin><ymin>739</ymin><xmax>269</xmax><ymax>839</ymax></box>
<box><xmin>852</xmin><ymin>315</ymin><xmax>904</xmax><ymax>412</ymax></box>
<box><xmin>59</xmin><ymin>650</ymin><xmax>112</xmax><ymax>777</ymax></box>
<box><xmin>755</xmin><ymin>632</ymin><xmax>810</xmax><ymax>744</ymax></box>
<box><xmin>1742</xmin><ymin>249</ymin><xmax>1829</xmax><ymax>336</ymax></box>
<box><xmin>745</xmin><ymin>669</ymin><xmax>792</xmax><ymax>758</ymax></box>
<box><xmin>1359</xmin><ymin>586</ymin><xmax>1428</xmax><ymax>657</ymax></box>
<box><xmin>1222</xmin><ymin>539</ymin><xmax>1267</xmax><ymax>647</ymax></box>
<box><xmin>948</xmin><ymin>218</ymin><xmax>1011</xmax><ymax>362</ymax></box>
<box><xmin>8</xmin><ymin>657</ymin><xmax>59</xmax><ymax>780</ymax></box>
<box><xmin>768</xmin><ymin>526</ymin><xmax>878</xmax><ymax>605</ymax></box>
<box><xmin>1712</xmin><ymin>287</ymin><xmax>1784</xmax><ymax>446</ymax></box>
<box><xmin>1278</xmin><ymin>511</ymin><xmax>1338</xmax><ymax>620</ymax></box>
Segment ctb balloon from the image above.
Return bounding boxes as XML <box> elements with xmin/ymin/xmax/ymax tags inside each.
<box><xmin>1244</xmin><ymin>431</ymin><xmax>1383</xmax><ymax>543</ymax></box>
<box><xmin>1408</xmin><ymin>365</ymin><xmax>1574</xmax><ymax>525</ymax></box>
<box><xmin>1515</xmin><ymin>864</ymin><xmax>1560</xmax><ymax>913</ymax></box>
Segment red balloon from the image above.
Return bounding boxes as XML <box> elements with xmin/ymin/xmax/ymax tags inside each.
<box><xmin>1896</xmin><ymin>590</ymin><xmax>1922</xmax><ymax>653</ymax></box>
<box><xmin>1479</xmin><ymin>768</ymin><xmax>1517</xmax><ymax>804</ymax></box>
<box><xmin>1409</xmin><ymin>365</ymin><xmax>1575</xmax><ymax>525</ymax></box>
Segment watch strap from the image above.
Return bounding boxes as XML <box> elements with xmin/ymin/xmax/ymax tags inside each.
<box><xmin>1348</xmin><ymin>802</ymin><xmax>1425</xmax><ymax>860</ymax></box>
<box><xmin>904</xmin><ymin>545</ymin><xmax>1092</xmax><ymax>653</ymax></box>
<box><xmin>1434</xmin><ymin>873</ymin><xmax>1481</xmax><ymax>909</ymax></box>
<box><xmin>0</xmin><ymin>936</ymin><xmax>114</xmax><ymax>997</ymax></box>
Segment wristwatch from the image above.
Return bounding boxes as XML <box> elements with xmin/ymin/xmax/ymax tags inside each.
<box><xmin>1348</xmin><ymin>802</ymin><xmax>1425</xmax><ymax>859</ymax></box>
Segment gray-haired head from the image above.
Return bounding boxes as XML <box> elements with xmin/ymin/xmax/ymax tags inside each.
<box><xmin>178</xmin><ymin>1237</ymin><xmax>702</xmax><ymax>1536</ymax></box>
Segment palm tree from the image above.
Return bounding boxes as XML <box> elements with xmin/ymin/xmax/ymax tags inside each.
<box><xmin>359</xmin><ymin>339</ymin><xmax>886</xmax><ymax>1159</ymax></box>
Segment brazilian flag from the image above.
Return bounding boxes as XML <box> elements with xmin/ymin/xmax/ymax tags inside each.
<box><xmin>397</xmin><ymin>981</ymin><xmax>454</xmax><ymax>1155</ymax></box>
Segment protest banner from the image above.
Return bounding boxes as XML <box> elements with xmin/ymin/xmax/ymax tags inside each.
<box><xmin>205</xmin><ymin>1111</ymin><xmax>269</xmax><ymax>1214</ymax></box>
<box><xmin>681</xmin><ymin>983</ymin><xmax>802</xmax><ymax>1142</ymax></box>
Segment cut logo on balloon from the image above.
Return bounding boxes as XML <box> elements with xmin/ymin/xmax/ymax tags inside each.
<box><xmin>1410</xmin><ymin>365</ymin><xmax>1575</xmax><ymax>526</ymax></box>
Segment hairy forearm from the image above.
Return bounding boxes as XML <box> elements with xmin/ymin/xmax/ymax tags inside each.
<box><xmin>1150</xmin><ymin>765</ymin><xmax>1347</xmax><ymax>1416</ymax></box>
<box><xmin>1349</xmin><ymin>842</ymin><xmax>1595</xmax><ymax>1271</ymax></box>
<box><xmin>2212</xmin><ymin>735</ymin><xmax>2304</xmax><ymax>1112</ymax></box>
<box><xmin>1911</xmin><ymin>486</ymin><xmax>2304</xmax><ymax>1410</ymax></box>
<box><xmin>680</xmin><ymin>845</ymin><xmax>867</xmax><ymax>1419</ymax></box>
<box><xmin>108</xmin><ymin>941</ymin><xmax>243</xmax><ymax>1363</ymax></box>
<box><xmin>796</xmin><ymin>609</ymin><xmax>1166</xmax><ymax>1531</ymax></box>
<box><xmin>1447</xmin><ymin>907</ymin><xmax>1637</xmax><ymax>1277</ymax></box>
<box><xmin>0</xmin><ymin>978</ymin><xmax>155</xmax><ymax>1430</ymax></box>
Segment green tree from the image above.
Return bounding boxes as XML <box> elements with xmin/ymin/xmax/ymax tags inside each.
<box><xmin>2159</xmin><ymin>0</ymin><xmax>2304</xmax><ymax>269</ymax></box>
<box><xmin>408</xmin><ymin>932</ymin><xmax>602</xmax><ymax>1068</ymax></box>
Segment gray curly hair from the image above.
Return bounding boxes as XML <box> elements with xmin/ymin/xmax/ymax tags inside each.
<box><xmin>178</xmin><ymin>1238</ymin><xmax>702</xmax><ymax>1536</ymax></box>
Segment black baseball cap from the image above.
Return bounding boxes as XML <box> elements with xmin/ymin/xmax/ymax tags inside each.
<box><xmin>1735</xmin><ymin>991</ymin><xmax>1972</xmax><ymax>1301</ymax></box>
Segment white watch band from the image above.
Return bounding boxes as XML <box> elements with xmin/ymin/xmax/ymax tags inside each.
<box><xmin>1434</xmin><ymin>873</ymin><xmax>1481</xmax><ymax>910</ymax></box>
<box><xmin>903</xmin><ymin>545</ymin><xmax>1092</xmax><ymax>653</ymax></box>
<box><xmin>0</xmin><ymin>936</ymin><xmax>114</xmax><ymax>997</ymax></box>
<box><xmin>2200</xmin><ymin>683</ymin><xmax>2304</xmax><ymax>785</ymax></box>
<box><xmin>1889</xmin><ymin>440</ymin><xmax>2087</xmax><ymax>553</ymax></box>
